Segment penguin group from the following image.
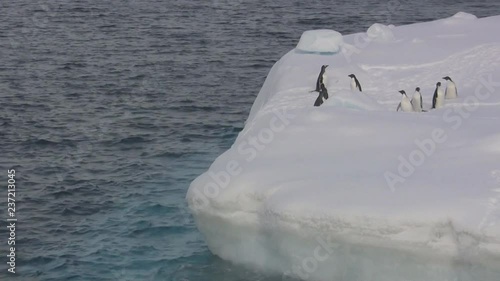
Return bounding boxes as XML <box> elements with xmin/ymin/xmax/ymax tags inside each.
<box><xmin>309</xmin><ymin>65</ymin><xmax>457</xmax><ymax>111</ymax></box>
<box><xmin>311</xmin><ymin>65</ymin><xmax>362</xmax><ymax>107</ymax></box>
<box><xmin>397</xmin><ymin>76</ymin><xmax>457</xmax><ymax>112</ymax></box>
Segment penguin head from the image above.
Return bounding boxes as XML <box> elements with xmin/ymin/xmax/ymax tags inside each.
<box><xmin>322</xmin><ymin>65</ymin><xmax>329</xmax><ymax>70</ymax></box>
<box><xmin>436</xmin><ymin>82</ymin><xmax>441</xmax><ymax>87</ymax></box>
<box><xmin>442</xmin><ymin>76</ymin><xmax>453</xmax><ymax>81</ymax></box>
<box><xmin>415</xmin><ymin>87</ymin><xmax>420</xmax><ymax>92</ymax></box>
<box><xmin>399</xmin><ymin>90</ymin><xmax>407</xmax><ymax>96</ymax></box>
<box><xmin>348</xmin><ymin>74</ymin><xmax>355</xmax><ymax>79</ymax></box>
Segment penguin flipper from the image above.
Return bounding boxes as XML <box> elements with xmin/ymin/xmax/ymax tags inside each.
<box><xmin>396</xmin><ymin>103</ymin><xmax>401</xmax><ymax>112</ymax></box>
<box><xmin>319</xmin><ymin>83</ymin><xmax>329</xmax><ymax>100</ymax></box>
<box><xmin>321</xmin><ymin>87</ymin><xmax>329</xmax><ymax>100</ymax></box>
<box><xmin>314</xmin><ymin>96</ymin><xmax>323</xmax><ymax>107</ymax></box>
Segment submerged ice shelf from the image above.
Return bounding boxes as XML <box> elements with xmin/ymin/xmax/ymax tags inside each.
<box><xmin>187</xmin><ymin>12</ymin><xmax>500</xmax><ymax>281</ymax></box>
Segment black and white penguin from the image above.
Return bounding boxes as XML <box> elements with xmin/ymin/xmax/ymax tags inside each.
<box><xmin>348</xmin><ymin>74</ymin><xmax>362</xmax><ymax>92</ymax></box>
<box><xmin>397</xmin><ymin>90</ymin><xmax>413</xmax><ymax>112</ymax></box>
<box><xmin>314</xmin><ymin>65</ymin><xmax>328</xmax><ymax>92</ymax></box>
<box><xmin>411</xmin><ymin>87</ymin><xmax>423</xmax><ymax>112</ymax></box>
<box><xmin>432</xmin><ymin>82</ymin><xmax>445</xmax><ymax>109</ymax></box>
<box><xmin>443</xmin><ymin>76</ymin><xmax>458</xmax><ymax>99</ymax></box>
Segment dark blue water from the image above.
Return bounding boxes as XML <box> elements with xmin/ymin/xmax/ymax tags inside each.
<box><xmin>0</xmin><ymin>1</ymin><xmax>498</xmax><ymax>280</ymax></box>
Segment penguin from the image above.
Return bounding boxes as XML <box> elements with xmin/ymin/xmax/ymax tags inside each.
<box><xmin>348</xmin><ymin>74</ymin><xmax>362</xmax><ymax>92</ymax></box>
<box><xmin>314</xmin><ymin>65</ymin><xmax>328</xmax><ymax>92</ymax></box>
<box><xmin>411</xmin><ymin>87</ymin><xmax>423</xmax><ymax>112</ymax></box>
<box><xmin>314</xmin><ymin>91</ymin><xmax>324</xmax><ymax>107</ymax></box>
<box><xmin>432</xmin><ymin>82</ymin><xmax>445</xmax><ymax>109</ymax></box>
<box><xmin>443</xmin><ymin>76</ymin><xmax>457</xmax><ymax>99</ymax></box>
<box><xmin>396</xmin><ymin>90</ymin><xmax>413</xmax><ymax>112</ymax></box>
<box><xmin>320</xmin><ymin>83</ymin><xmax>329</xmax><ymax>100</ymax></box>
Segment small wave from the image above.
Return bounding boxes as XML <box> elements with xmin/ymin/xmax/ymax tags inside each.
<box><xmin>115</xmin><ymin>136</ymin><xmax>148</xmax><ymax>144</ymax></box>
<box><xmin>51</xmin><ymin>190</ymin><xmax>72</xmax><ymax>199</ymax></box>
<box><xmin>222</xmin><ymin>133</ymin><xmax>238</xmax><ymax>139</ymax></box>
<box><xmin>61</xmin><ymin>62</ymin><xmax>87</xmax><ymax>69</ymax></box>
<box><xmin>61</xmin><ymin>200</ymin><xmax>112</xmax><ymax>216</ymax></box>
<box><xmin>28</xmin><ymin>137</ymin><xmax>78</xmax><ymax>147</ymax></box>
<box><xmin>152</xmin><ymin>151</ymin><xmax>185</xmax><ymax>158</ymax></box>
<box><xmin>133</xmin><ymin>203</ymin><xmax>179</xmax><ymax>216</ymax></box>
<box><xmin>172</xmin><ymin>105</ymin><xmax>221</xmax><ymax>112</ymax></box>
<box><xmin>129</xmin><ymin>74</ymin><xmax>146</xmax><ymax>80</ymax></box>
<box><xmin>68</xmin><ymin>7</ymin><xmax>93</xmax><ymax>13</ymax></box>
<box><xmin>62</xmin><ymin>206</ymin><xmax>99</xmax><ymax>216</ymax></box>
<box><xmin>128</xmin><ymin>225</ymin><xmax>188</xmax><ymax>238</ymax></box>
<box><xmin>99</xmin><ymin>24</ymin><xmax>117</xmax><ymax>28</ymax></box>
<box><xmin>25</xmin><ymin>255</ymin><xmax>56</xmax><ymax>265</ymax></box>
<box><xmin>29</xmin><ymin>139</ymin><xmax>61</xmax><ymax>146</ymax></box>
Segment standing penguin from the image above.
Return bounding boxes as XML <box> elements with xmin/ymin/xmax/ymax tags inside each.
<box><xmin>432</xmin><ymin>82</ymin><xmax>445</xmax><ymax>109</ymax></box>
<box><xmin>348</xmin><ymin>74</ymin><xmax>362</xmax><ymax>92</ymax></box>
<box><xmin>411</xmin><ymin>87</ymin><xmax>423</xmax><ymax>112</ymax></box>
<box><xmin>314</xmin><ymin>65</ymin><xmax>328</xmax><ymax>92</ymax></box>
<box><xmin>443</xmin><ymin>76</ymin><xmax>458</xmax><ymax>99</ymax></box>
<box><xmin>397</xmin><ymin>90</ymin><xmax>413</xmax><ymax>112</ymax></box>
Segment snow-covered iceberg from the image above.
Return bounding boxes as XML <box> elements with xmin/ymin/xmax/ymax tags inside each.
<box><xmin>187</xmin><ymin>12</ymin><xmax>500</xmax><ymax>281</ymax></box>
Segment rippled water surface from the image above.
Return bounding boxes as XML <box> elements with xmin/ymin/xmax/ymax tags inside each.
<box><xmin>0</xmin><ymin>0</ymin><xmax>499</xmax><ymax>280</ymax></box>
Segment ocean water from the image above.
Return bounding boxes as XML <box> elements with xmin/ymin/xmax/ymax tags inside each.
<box><xmin>0</xmin><ymin>1</ymin><xmax>499</xmax><ymax>280</ymax></box>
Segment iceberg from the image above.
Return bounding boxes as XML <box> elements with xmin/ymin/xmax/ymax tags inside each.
<box><xmin>187</xmin><ymin>12</ymin><xmax>500</xmax><ymax>281</ymax></box>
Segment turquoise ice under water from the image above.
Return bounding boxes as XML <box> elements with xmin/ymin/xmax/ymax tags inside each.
<box><xmin>1</xmin><ymin>0</ymin><xmax>499</xmax><ymax>280</ymax></box>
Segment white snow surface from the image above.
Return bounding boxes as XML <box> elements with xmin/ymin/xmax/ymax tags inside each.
<box><xmin>187</xmin><ymin>13</ymin><xmax>500</xmax><ymax>281</ymax></box>
<box><xmin>295</xmin><ymin>29</ymin><xmax>344</xmax><ymax>53</ymax></box>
